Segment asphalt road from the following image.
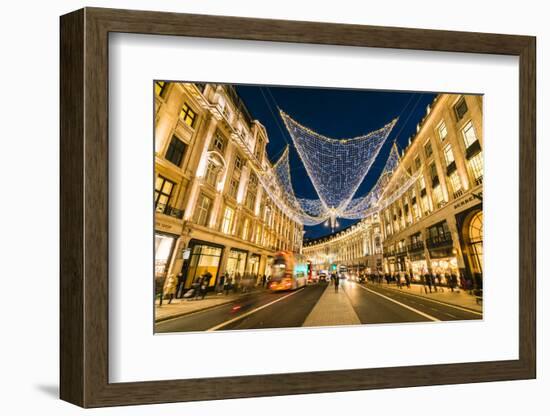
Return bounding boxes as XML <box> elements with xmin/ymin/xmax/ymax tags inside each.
<box><xmin>155</xmin><ymin>280</ymin><xmax>481</xmax><ymax>333</ymax></box>
<box><xmin>155</xmin><ymin>282</ymin><xmax>327</xmax><ymax>333</ymax></box>
<box><xmin>346</xmin><ymin>282</ymin><xmax>482</xmax><ymax>323</ymax></box>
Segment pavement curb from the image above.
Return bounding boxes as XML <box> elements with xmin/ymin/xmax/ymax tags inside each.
<box><xmin>363</xmin><ymin>283</ymin><xmax>482</xmax><ymax>314</ymax></box>
<box><xmin>154</xmin><ymin>291</ymin><xmax>263</xmax><ymax>323</ymax></box>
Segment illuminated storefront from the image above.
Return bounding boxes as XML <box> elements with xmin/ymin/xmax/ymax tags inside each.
<box><xmin>183</xmin><ymin>240</ymin><xmax>223</xmax><ymax>289</ymax></box>
<box><xmin>246</xmin><ymin>253</ymin><xmax>261</xmax><ymax>277</ymax></box>
<box><xmin>155</xmin><ymin>232</ymin><xmax>177</xmax><ymax>280</ymax></box>
<box><xmin>225</xmin><ymin>248</ymin><xmax>248</xmax><ymax>278</ymax></box>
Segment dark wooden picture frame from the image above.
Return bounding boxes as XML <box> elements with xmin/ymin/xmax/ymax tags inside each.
<box><xmin>60</xmin><ymin>7</ymin><xmax>536</xmax><ymax>408</ymax></box>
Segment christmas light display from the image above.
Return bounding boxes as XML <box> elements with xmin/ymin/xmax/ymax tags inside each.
<box><xmin>252</xmin><ymin>111</ymin><xmax>419</xmax><ymax>233</ymax></box>
<box><xmin>342</xmin><ymin>143</ymin><xmax>401</xmax><ymax>219</ymax></box>
<box><xmin>280</xmin><ymin>110</ymin><xmax>397</xmax><ymax>212</ymax></box>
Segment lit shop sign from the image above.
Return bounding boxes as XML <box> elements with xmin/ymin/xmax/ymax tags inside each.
<box><xmin>453</xmin><ymin>191</ymin><xmax>483</xmax><ymax>210</ymax></box>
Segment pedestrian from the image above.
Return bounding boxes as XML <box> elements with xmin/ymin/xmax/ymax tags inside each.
<box><xmin>235</xmin><ymin>272</ymin><xmax>241</xmax><ymax>292</ymax></box>
<box><xmin>424</xmin><ymin>272</ymin><xmax>432</xmax><ymax>293</ymax></box>
<box><xmin>155</xmin><ymin>274</ymin><xmax>165</xmax><ymax>305</ymax></box>
<box><xmin>224</xmin><ymin>275</ymin><xmax>232</xmax><ymax>295</ymax></box>
<box><xmin>446</xmin><ymin>273</ymin><xmax>453</xmax><ymax>292</ymax></box>
<box><xmin>451</xmin><ymin>273</ymin><xmax>458</xmax><ymax>293</ymax></box>
<box><xmin>420</xmin><ymin>273</ymin><xmax>428</xmax><ymax>295</ymax></box>
<box><xmin>200</xmin><ymin>271</ymin><xmax>212</xmax><ymax>299</ymax></box>
<box><xmin>262</xmin><ymin>274</ymin><xmax>267</xmax><ymax>288</ymax></box>
<box><xmin>431</xmin><ymin>273</ymin><xmax>439</xmax><ymax>293</ymax></box>
<box><xmin>333</xmin><ymin>272</ymin><xmax>340</xmax><ymax>292</ymax></box>
<box><xmin>218</xmin><ymin>272</ymin><xmax>227</xmax><ymax>294</ymax></box>
<box><xmin>174</xmin><ymin>272</ymin><xmax>183</xmax><ymax>298</ymax></box>
<box><xmin>161</xmin><ymin>273</ymin><xmax>177</xmax><ymax>305</ymax></box>
<box><xmin>193</xmin><ymin>276</ymin><xmax>203</xmax><ymax>300</ymax></box>
<box><xmin>405</xmin><ymin>272</ymin><xmax>411</xmax><ymax>289</ymax></box>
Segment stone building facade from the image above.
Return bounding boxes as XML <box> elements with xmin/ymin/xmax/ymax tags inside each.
<box><xmin>154</xmin><ymin>82</ymin><xmax>304</xmax><ymax>293</ymax></box>
<box><xmin>303</xmin><ymin>93</ymin><xmax>483</xmax><ymax>290</ymax></box>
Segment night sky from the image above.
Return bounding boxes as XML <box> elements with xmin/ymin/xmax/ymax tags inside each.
<box><xmin>234</xmin><ymin>84</ymin><xmax>436</xmax><ymax>239</ymax></box>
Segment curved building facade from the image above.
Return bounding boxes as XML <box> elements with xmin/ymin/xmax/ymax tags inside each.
<box><xmin>303</xmin><ymin>93</ymin><xmax>483</xmax><ymax>290</ymax></box>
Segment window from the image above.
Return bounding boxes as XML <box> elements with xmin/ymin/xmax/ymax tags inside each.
<box><xmin>443</xmin><ymin>143</ymin><xmax>455</xmax><ymax>166</ymax></box>
<box><xmin>415</xmin><ymin>156</ymin><xmax>421</xmax><ymax>171</ymax></box>
<box><xmin>421</xmin><ymin>195</ymin><xmax>431</xmax><ymax>214</ymax></box>
<box><xmin>462</xmin><ymin>121</ymin><xmax>478</xmax><ymax>148</ymax></box>
<box><xmin>245</xmin><ymin>190</ymin><xmax>256</xmax><ymax>210</ymax></box>
<box><xmin>454</xmin><ymin>97</ymin><xmax>468</xmax><ymax>120</ymax></box>
<box><xmin>448</xmin><ymin>170</ymin><xmax>463</xmax><ymax>198</ymax></box>
<box><xmin>255</xmin><ymin>224</ymin><xmax>262</xmax><ymax>244</ymax></box>
<box><xmin>429</xmin><ymin>221</ymin><xmax>450</xmax><ymax>239</ymax></box>
<box><xmin>412</xmin><ymin>200</ymin><xmax>420</xmax><ymax>220</ymax></box>
<box><xmin>205</xmin><ymin>162</ymin><xmax>218</xmax><ymax>186</ymax></box>
<box><xmin>221</xmin><ymin>206</ymin><xmax>234</xmax><ymax>235</ymax></box>
<box><xmin>437</xmin><ymin>121</ymin><xmax>448</xmax><ymax>141</ymax></box>
<box><xmin>180</xmin><ymin>102</ymin><xmax>197</xmax><ymax>127</ymax></box>
<box><xmin>242</xmin><ymin>218</ymin><xmax>250</xmax><ymax>240</ymax></box>
<box><xmin>154</xmin><ymin>176</ymin><xmax>175</xmax><ymax>213</ymax></box>
<box><xmin>429</xmin><ymin>162</ymin><xmax>439</xmax><ymax>187</ymax></box>
<box><xmin>424</xmin><ymin>140</ymin><xmax>433</xmax><ymax>158</ymax></box>
<box><xmin>155</xmin><ymin>80</ymin><xmax>167</xmax><ymax>97</ymax></box>
<box><xmin>228</xmin><ymin>178</ymin><xmax>239</xmax><ymax>198</ymax></box>
<box><xmin>432</xmin><ymin>184</ymin><xmax>444</xmax><ymax>207</ymax></box>
<box><xmin>418</xmin><ymin>175</ymin><xmax>426</xmax><ymax>190</ymax></box>
<box><xmin>194</xmin><ymin>194</ymin><xmax>212</xmax><ymax>226</ymax></box>
<box><xmin>245</xmin><ymin>174</ymin><xmax>258</xmax><ymax>210</ymax></box>
<box><xmin>165</xmin><ymin>136</ymin><xmax>187</xmax><ymax>167</ymax></box>
<box><xmin>212</xmin><ymin>132</ymin><xmax>226</xmax><ymax>154</ymax></box>
<box><xmin>255</xmin><ymin>138</ymin><xmax>264</xmax><ymax>160</ymax></box>
<box><xmin>234</xmin><ymin>154</ymin><xmax>243</xmax><ymax>171</ymax></box>
<box><xmin>468</xmin><ymin>152</ymin><xmax>484</xmax><ymax>185</ymax></box>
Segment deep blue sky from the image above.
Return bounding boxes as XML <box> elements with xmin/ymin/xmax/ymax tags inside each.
<box><xmin>234</xmin><ymin>84</ymin><xmax>436</xmax><ymax>239</ymax></box>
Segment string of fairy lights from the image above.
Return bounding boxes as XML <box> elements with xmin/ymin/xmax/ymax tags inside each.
<box><xmin>253</xmin><ymin>109</ymin><xmax>420</xmax><ymax>232</ymax></box>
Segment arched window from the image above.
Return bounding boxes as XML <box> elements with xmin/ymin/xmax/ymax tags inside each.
<box><xmin>468</xmin><ymin>211</ymin><xmax>483</xmax><ymax>274</ymax></box>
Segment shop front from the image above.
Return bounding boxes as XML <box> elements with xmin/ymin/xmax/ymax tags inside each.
<box><xmin>456</xmin><ymin>206</ymin><xmax>483</xmax><ymax>291</ymax></box>
<box><xmin>225</xmin><ymin>248</ymin><xmax>248</xmax><ymax>279</ymax></box>
<box><xmin>155</xmin><ymin>232</ymin><xmax>178</xmax><ymax>293</ymax></box>
<box><xmin>429</xmin><ymin>257</ymin><xmax>459</xmax><ymax>285</ymax></box>
<box><xmin>246</xmin><ymin>253</ymin><xmax>261</xmax><ymax>278</ymax></box>
<box><xmin>265</xmin><ymin>256</ymin><xmax>274</xmax><ymax>278</ymax></box>
<box><xmin>183</xmin><ymin>240</ymin><xmax>224</xmax><ymax>289</ymax></box>
<box><xmin>409</xmin><ymin>253</ymin><xmax>428</xmax><ymax>282</ymax></box>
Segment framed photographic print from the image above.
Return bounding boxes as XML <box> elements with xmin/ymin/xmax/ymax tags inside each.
<box><xmin>60</xmin><ymin>7</ymin><xmax>536</xmax><ymax>408</ymax></box>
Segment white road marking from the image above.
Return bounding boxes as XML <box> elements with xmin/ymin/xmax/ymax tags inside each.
<box><xmin>370</xmin><ymin>285</ymin><xmax>483</xmax><ymax>316</ymax></box>
<box><xmin>444</xmin><ymin>312</ymin><xmax>458</xmax><ymax>319</ymax></box>
<box><xmin>358</xmin><ymin>285</ymin><xmax>440</xmax><ymax>322</ymax></box>
<box><xmin>206</xmin><ymin>288</ymin><xmax>305</xmax><ymax>331</ymax></box>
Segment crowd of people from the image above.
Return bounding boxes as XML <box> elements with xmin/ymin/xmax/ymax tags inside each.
<box><xmin>358</xmin><ymin>270</ymin><xmax>478</xmax><ymax>294</ymax></box>
<box><xmin>157</xmin><ymin>271</ymin><xmax>270</xmax><ymax>306</ymax></box>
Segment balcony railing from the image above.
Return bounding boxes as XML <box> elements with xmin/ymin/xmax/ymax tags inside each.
<box><xmin>156</xmin><ymin>204</ymin><xmax>184</xmax><ymax>219</ymax></box>
<box><xmin>395</xmin><ymin>246</ymin><xmax>408</xmax><ymax>256</ymax></box>
<box><xmin>408</xmin><ymin>241</ymin><xmax>425</xmax><ymax>252</ymax></box>
<box><xmin>426</xmin><ymin>232</ymin><xmax>453</xmax><ymax>249</ymax></box>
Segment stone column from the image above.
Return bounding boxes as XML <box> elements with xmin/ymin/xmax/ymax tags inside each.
<box><xmin>446</xmin><ymin>214</ymin><xmax>466</xmax><ymax>269</ymax></box>
<box><xmin>236</xmin><ymin>165</ymin><xmax>250</xmax><ymax>205</ymax></box>
<box><xmin>218</xmin><ymin>246</ymin><xmax>233</xmax><ymax>289</ymax></box>
<box><xmin>183</xmin><ymin>116</ymin><xmax>218</xmax><ymax>221</ymax></box>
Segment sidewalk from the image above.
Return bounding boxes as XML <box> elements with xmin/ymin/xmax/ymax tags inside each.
<box><xmin>303</xmin><ymin>284</ymin><xmax>361</xmax><ymax>327</ymax></box>
<box><xmin>365</xmin><ymin>282</ymin><xmax>482</xmax><ymax>313</ymax></box>
<box><xmin>155</xmin><ymin>289</ymin><xmax>264</xmax><ymax>322</ymax></box>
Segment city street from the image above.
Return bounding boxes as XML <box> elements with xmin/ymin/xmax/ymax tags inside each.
<box><xmin>155</xmin><ymin>280</ymin><xmax>481</xmax><ymax>333</ymax></box>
